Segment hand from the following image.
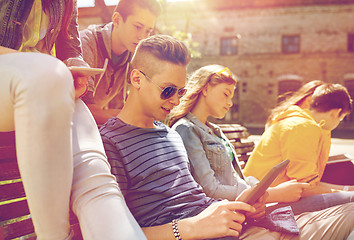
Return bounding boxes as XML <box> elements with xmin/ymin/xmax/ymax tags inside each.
<box><xmin>73</xmin><ymin>75</ymin><xmax>88</xmax><ymax>99</ymax></box>
<box><xmin>246</xmin><ymin>192</ymin><xmax>267</xmax><ymax>219</ymax></box>
<box><xmin>267</xmin><ymin>179</ymin><xmax>311</xmax><ymax>203</ymax></box>
<box><xmin>236</xmin><ymin>187</ymin><xmax>268</xmax><ymax>219</ymax></box>
<box><xmin>180</xmin><ymin>200</ymin><xmax>256</xmax><ymax>239</ymax></box>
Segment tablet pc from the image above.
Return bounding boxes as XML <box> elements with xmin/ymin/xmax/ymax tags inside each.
<box><xmin>69</xmin><ymin>66</ymin><xmax>105</xmax><ymax>77</ymax></box>
<box><xmin>242</xmin><ymin>159</ymin><xmax>290</xmax><ymax>205</ymax></box>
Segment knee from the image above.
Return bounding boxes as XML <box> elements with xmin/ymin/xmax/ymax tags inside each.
<box><xmin>29</xmin><ymin>54</ymin><xmax>74</xmax><ymax>97</ymax></box>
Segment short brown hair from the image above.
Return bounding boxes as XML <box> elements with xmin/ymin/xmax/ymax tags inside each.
<box><xmin>114</xmin><ymin>0</ymin><xmax>161</xmax><ymax>21</ymax></box>
<box><xmin>128</xmin><ymin>34</ymin><xmax>191</xmax><ymax>81</ymax></box>
<box><xmin>310</xmin><ymin>83</ymin><xmax>353</xmax><ymax>115</ymax></box>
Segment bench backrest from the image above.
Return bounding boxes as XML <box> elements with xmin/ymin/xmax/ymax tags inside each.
<box><xmin>0</xmin><ymin>132</ymin><xmax>82</xmax><ymax>240</ymax></box>
<box><xmin>218</xmin><ymin>124</ymin><xmax>255</xmax><ymax>169</ymax></box>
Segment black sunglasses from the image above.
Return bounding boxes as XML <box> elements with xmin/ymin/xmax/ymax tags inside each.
<box><xmin>139</xmin><ymin>70</ymin><xmax>187</xmax><ymax>100</ymax></box>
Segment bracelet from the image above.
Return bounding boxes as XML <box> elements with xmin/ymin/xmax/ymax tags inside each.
<box><xmin>172</xmin><ymin>219</ymin><xmax>182</xmax><ymax>240</ymax></box>
<box><xmin>343</xmin><ymin>186</ymin><xmax>349</xmax><ymax>191</ymax></box>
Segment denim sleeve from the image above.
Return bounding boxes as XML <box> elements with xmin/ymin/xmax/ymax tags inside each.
<box><xmin>55</xmin><ymin>4</ymin><xmax>85</xmax><ymax>65</ymax></box>
<box><xmin>175</xmin><ymin>124</ymin><xmax>249</xmax><ymax>201</ymax></box>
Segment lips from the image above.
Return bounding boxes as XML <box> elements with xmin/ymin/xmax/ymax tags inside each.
<box><xmin>162</xmin><ymin>106</ymin><xmax>171</xmax><ymax>114</ymax></box>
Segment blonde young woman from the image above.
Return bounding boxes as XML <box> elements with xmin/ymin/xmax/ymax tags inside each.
<box><xmin>168</xmin><ymin>64</ymin><xmax>354</xmax><ymax>215</ymax></box>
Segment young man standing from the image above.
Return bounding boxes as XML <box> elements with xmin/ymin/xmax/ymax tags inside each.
<box><xmin>80</xmin><ymin>0</ymin><xmax>161</xmax><ymax>125</ymax></box>
<box><xmin>100</xmin><ymin>35</ymin><xmax>354</xmax><ymax>240</ymax></box>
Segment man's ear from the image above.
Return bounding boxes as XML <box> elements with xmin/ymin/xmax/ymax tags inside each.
<box><xmin>302</xmin><ymin>96</ymin><xmax>312</xmax><ymax>109</ymax></box>
<box><xmin>112</xmin><ymin>12</ymin><xmax>121</xmax><ymax>27</ymax></box>
<box><xmin>329</xmin><ymin>108</ymin><xmax>342</xmax><ymax>119</ymax></box>
<box><xmin>130</xmin><ymin>69</ymin><xmax>141</xmax><ymax>89</ymax></box>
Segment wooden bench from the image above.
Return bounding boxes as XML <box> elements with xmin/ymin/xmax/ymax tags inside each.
<box><xmin>219</xmin><ymin>124</ymin><xmax>354</xmax><ymax>185</ymax></box>
<box><xmin>0</xmin><ymin>132</ymin><xmax>83</xmax><ymax>240</ymax></box>
<box><xmin>218</xmin><ymin>124</ymin><xmax>255</xmax><ymax>169</ymax></box>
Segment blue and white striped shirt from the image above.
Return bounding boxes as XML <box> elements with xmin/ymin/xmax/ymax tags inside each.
<box><xmin>100</xmin><ymin>117</ymin><xmax>214</xmax><ymax>227</ymax></box>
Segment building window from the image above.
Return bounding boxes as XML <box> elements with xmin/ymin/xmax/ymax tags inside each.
<box><xmin>282</xmin><ymin>35</ymin><xmax>300</xmax><ymax>54</ymax></box>
<box><xmin>220</xmin><ymin>37</ymin><xmax>238</xmax><ymax>56</ymax></box>
<box><xmin>277</xmin><ymin>79</ymin><xmax>302</xmax><ymax>103</ymax></box>
<box><xmin>348</xmin><ymin>34</ymin><xmax>354</xmax><ymax>52</ymax></box>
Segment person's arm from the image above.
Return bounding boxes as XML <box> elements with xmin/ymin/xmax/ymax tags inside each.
<box><xmin>283</xmin><ymin>124</ymin><xmax>322</xmax><ymax>182</ymax></box>
<box><xmin>0</xmin><ymin>46</ymin><xmax>18</xmax><ymax>55</ymax></box>
<box><xmin>266</xmin><ymin>179</ymin><xmax>311</xmax><ymax>202</ymax></box>
<box><xmin>142</xmin><ymin>201</ymin><xmax>256</xmax><ymax>240</ymax></box>
<box><xmin>56</xmin><ymin>3</ymin><xmax>82</xmax><ymax>62</ymax></box>
<box><xmin>302</xmin><ymin>182</ymin><xmax>354</xmax><ymax>197</ymax></box>
<box><xmin>175</xmin><ymin>124</ymin><xmax>249</xmax><ymax>200</ymax></box>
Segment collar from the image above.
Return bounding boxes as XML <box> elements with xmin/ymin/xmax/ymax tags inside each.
<box><xmin>186</xmin><ymin>113</ymin><xmax>220</xmax><ymax>136</ymax></box>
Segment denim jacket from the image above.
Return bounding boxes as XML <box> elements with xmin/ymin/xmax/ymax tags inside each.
<box><xmin>172</xmin><ymin>113</ymin><xmax>258</xmax><ymax>201</ymax></box>
<box><xmin>0</xmin><ymin>0</ymin><xmax>84</xmax><ymax>64</ymax></box>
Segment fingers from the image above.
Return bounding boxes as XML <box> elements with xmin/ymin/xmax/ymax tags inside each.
<box><xmin>222</xmin><ymin>201</ymin><xmax>256</xmax><ymax>214</ymax></box>
<box><xmin>74</xmin><ymin>76</ymin><xmax>88</xmax><ymax>99</ymax></box>
<box><xmin>258</xmin><ymin>192</ymin><xmax>268</xmax><ymax>203</ymax></box>
<box><xmin>299</xmin><ymin>182</ymin><xmax>311</xmax><ymax>189</ymax></box>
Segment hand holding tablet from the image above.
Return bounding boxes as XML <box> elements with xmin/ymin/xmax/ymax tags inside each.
<box><xmin>240</xmin><ymin>159</ymin><xmax>290</xmax><ymax>205</ymax></box>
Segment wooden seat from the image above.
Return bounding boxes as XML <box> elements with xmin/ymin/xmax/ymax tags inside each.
<box><xmin>0</xmin><ymin>132</ymin><xmax>82</xmax><ymax>240</ymax></box>
<box><xmin>218</xmin><ymin>124</ymin><xmax>255</xmax><ymax>169</ymax></box>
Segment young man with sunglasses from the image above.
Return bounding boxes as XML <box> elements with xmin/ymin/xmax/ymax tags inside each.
<box><xmin>80</xmin><ymin>0</ymin><xmax>161</xmax><ymax>125</ymax></box>
<box><xmin>100</xmin><ymin>34</ymin><xmax>354</xmax><ymax>240</ymax></box>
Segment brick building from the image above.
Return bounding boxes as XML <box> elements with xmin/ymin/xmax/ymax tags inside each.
<box><xmin>78</xmin><ymin>0</ymin><xmax>354</xmax><ymax>128</ymax></box>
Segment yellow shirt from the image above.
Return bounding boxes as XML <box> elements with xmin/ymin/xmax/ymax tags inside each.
<box><xmin>243</xmin><ymin>106</ymin><xmax>331</xmax><ymax>186</ymax></box>
<box><xmin>19</xmin><ymin>0</ymin><xmax>53</xmax><ymax>55</ymax></box>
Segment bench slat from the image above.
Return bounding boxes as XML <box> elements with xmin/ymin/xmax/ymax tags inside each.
<box><xmin>0</xmin><ymin>131</ymin><xmax>15</xmax><ymax>146</ymax></box>
<box><xmin>0</xmin><ymin>146</ymin><xmax>16</xmax><ymax>161</ymax></box>
<box><xmin>1</xmin><ymin>218</ymin><xmax>34</xmax><ymax>240</ymax></box>
<box><xmin>0</xmin><ymin>182</ymin><xmax>26</xmax><ymax>202</ymax></box>
<box><xmin>0</xmin><ymin>159</ymin><xmax>21</xmax><ymax>181</ymax></box>
<box><xmin>0</xmin><ymin>200</ymin><xmax>30</xmax><ymax>222</ymax></box>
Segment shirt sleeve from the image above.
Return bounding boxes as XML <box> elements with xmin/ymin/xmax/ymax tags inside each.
<box><xmin>283</xmin><ymin>122</ymin><xmax>322</xmax><ymax>183</ymax></box>
<box><xmin>56</xmin><ymin>3</ymin><xmax>84</xmax><ymax>63</ymax></box>
<box><xmin>101</xmin><ymin>134</ymin><xmax>128</xmax><ymax>196</ymax></box>
<box><xmin>175</xmin><ymin>124</ymin><xmax>249</xmax><ymax>201</ymax></box>
<box><xmin>79</xmin><ymin>27</ymin><xmax>100</xmax><ymax>94</ymax></box>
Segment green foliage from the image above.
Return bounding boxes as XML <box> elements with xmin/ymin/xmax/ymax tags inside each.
<box><xmin>155</xmin><ymin>0</ymin><xmax>201</xmax><ymax>58</ymax></box>
<box><xmin>160</xmin><ymin>25</ymin><xmax>201</xmax><ymax>58</ymax></box>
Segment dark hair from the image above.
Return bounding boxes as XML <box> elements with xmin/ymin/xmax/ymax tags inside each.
<box><xmin>129</xmin><ymin>34</ymin><xmax>191</xmax><ymax>80</ymax></box>
<box><xmin>42</xmin><ymin>0</ymin><xmax>74</xmax><ymax>39</ymax></box>
<box><xmin>310</xmin><ymin>83</ymin><xmax>353</xmax><ymax>115</ymax></box>
<box><xmin>114</xmin><ymin>0</ymin><xmax>161</xmax><ymax>21</ymax></box>
<box><xmin>266</xmin><ymin>80</ymin><xmax>325</xmax><ymax>128</ymax></box>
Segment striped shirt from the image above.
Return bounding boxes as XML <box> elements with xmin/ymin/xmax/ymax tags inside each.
<box><xmin>100</xmin><ymin>117</ymin><xmax>214</xmax><ymax>227</ymax></box>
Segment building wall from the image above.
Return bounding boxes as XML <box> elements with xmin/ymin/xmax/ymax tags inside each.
<box><xmin>77</xmin><ymin>1</ymin><xmax>354</xmax><ymax>128</ymax></box>
<box><xmin>158</xmin><ymin>2</ymin><xmax>354</xmax><ymax>127</ymax></box>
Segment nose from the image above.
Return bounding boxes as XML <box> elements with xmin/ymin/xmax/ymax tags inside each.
<box><xmin>169</xmin><ymin>92</ymin><xmax>180</xmax><ymax>106</ymax></box>
<box><xmin>138</xmin><ymin>30</ymin><xmax>149</xmax><ymax>41</ymax></box>
<box><xmin>228</xmin><ymin>98</ymin><xmax>233</xmax><ymax>107</ymax></box>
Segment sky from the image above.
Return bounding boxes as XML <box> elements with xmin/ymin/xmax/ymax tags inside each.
<box><xmin>77</xmin><ymin>0</ymin><xmax>191</xmax><ymax>8</ymax></box>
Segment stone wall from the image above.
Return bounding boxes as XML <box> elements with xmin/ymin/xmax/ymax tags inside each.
<box><xmin>157</xmin><ymin>3</ymin><xmax>354</xmax><ymax>126</ymax></box>
<box><xmin>77</xmin><ymin>1</ymin><xmax>354</xmax><ymax>127</ymax></box>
